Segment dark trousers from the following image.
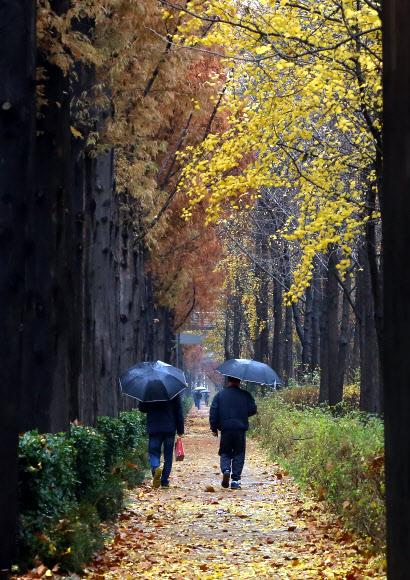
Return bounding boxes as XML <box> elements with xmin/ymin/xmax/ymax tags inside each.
<box><xmin>148</xmin><ymin>432</ymin><xmax>175</xmax><ymax>486</ymax></box>
<box><xmin>219</xmin><ymin>429</ymin><xmax>246</xmax><ymax>481</ymax></box>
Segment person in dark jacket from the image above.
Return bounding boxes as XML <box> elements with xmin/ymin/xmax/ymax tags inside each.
<box><xmin>209</xmin><ymin>376</ymin><xmax>257</xmax><ymax>490</ymax></box>
<box><xmin>193</xmin><ymin>389</ymin><xmax>202</xmax><ymax>409</ymax></box>
<box><xmin>139</xmin><ymin>395</ymin><xmax>184</xmax><ymax>489</ymax></box>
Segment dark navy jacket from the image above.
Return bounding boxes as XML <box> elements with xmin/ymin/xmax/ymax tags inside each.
<box><xmin>209</xmin><ymin>386</ymin><xmax>257</xmax><ymax>432</ymax></box>
<box><xmin>139</xmin><ymin>395</ymin><xmax>184</xmax><ymax>436</ymax></box>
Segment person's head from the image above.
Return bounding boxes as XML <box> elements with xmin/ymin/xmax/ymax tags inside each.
<box><xmin>227</xmin><ymin>376</ymin><xmax>241</xmax><ymax>386</ymax></box>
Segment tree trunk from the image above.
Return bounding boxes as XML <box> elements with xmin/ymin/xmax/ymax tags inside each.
<box><xmin>382</xmin><ymin>3</ymin><xmax>410</xmax><ymax>574</ymax></box>
<box><xmin>357</xmin><ymin>242</ymin><xmax>382</xmax><ymax>413</ymax></box>
<box><xmin>281</xmin><ymin>242</ymin><xmax>293</xmax><ymax>386</ymax></box>
<box><xmin>20</xmin><ymin>0</ymin><xmax>73</xmax><ymax>435</ymax></box>
<box><xmin>232</xmin><ymin>292</ymin><xmax>241</xmax><ymax>359</ymax></box>
<box><xmin>319</xmin><ymin>252</ymin><xmax>341</xmax><ymax>405</ymax></box>
<box><xmin>336</xmin><ymin>273</ymin><xmax>351</xmax><ymax>395</ymax></box>
<box><xmin>365</xmin><ymin>163</ymin><xmax>383</xmax><ymax>368</ymax></box>
<box><xmin>253</xmin><ymin>251</ymin><xmax>269</xmax><ymax>363</ymax></box>
<box><xmin>319</xmin><ymin>267</ymin><xmax>329</xmax><ymax>403</ymax></box>
<box><xmin>301</xmin><ymin>281</ymin><xmax>313</xmax><ymax>373</ymax></box>
<box><xmin>272</xmin><ymin>279</ymin><xmax>283</xmax><ymax>379</ymax></box>
<box><xmin>350</xmin><ymin>297</ymin><xmax>361</xmax><ymax>381</ymax></box>
<box><xmin>283</xmin><ymin>305</ymin><xmax>293</xmax><ymax>387</ymax></box>
<box><xmin>224</xmin><ymin>305</ymin><xmax>231</xmax><ymax>361</ymax></box>
<box><xmin>311</xmin><ymin>258</ymin><xmax>321</xmax><ymax>371</ymax></box>
<box><xmin>327</xmin><ymin>251</ymin><xmax>341</xmax><ymax>407</ymax></box>
<box><xmin>0</xmin><ymin>0</ymin><xmax>37</xmax><ymax>571</ymax></box>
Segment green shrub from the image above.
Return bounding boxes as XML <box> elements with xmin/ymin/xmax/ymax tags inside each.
<box><xmin>26</xmin><ymin>500</ymin><xmax>104</xmax><ymax>573</ymax></box>
<box><xmin>289</xmin><ymin>365</ymin><xmax>321</xmax><ymax>389</ymax></box>
<box><xmin>182</xmin><ymin>396</ymin><xmax>194</xmax><ymax>418</ymax></box>
<box><xmin>70</xmin><ymin>423</ymin><xmax>126</xmax><ymax>521</ymax></box>
<box><xmin>119</xmin><ymin>408</ymin><xmax>146</xmax><ymax>447</ymax></box>
<box><xmin>118</xmin><ymin>444</ymin><xmax>150</xmax><ymax>488</ymax></box>
<box><xmin>17</xmin><ymin>413</ymin><xmax>149</xmax><ymax>574</ymax></box>
<box><xmin>18</xmin><ymin>431</ymin><xmax>79</xmax><ymax>571</ymax></box>
<box><xmin>57</xmin><ymin>501</ymin><xmax>104</xmax><ymax>572</ymax></box>
<box><xmin>18</xmin><ymin>431</ymin><xmax>77</xmax><ymax>519</ymax></box>
<box><xmin>280</xmin><ymin>386</ymin><xmax>320</xmax><ymax>408</ymax></box>
<box><xmin>97</xmin><ymin>416</ymin><xmax>126</xmax><ymax>468</ymax></box>
<box><xmin>70</xmin><ymin>424</ymin><xmax>106</xmax><ymax>497</ymax></box>
<box><xmin>252</xmin><ymin>396</ymin><xmax>385</xmax><ymax>543</ymax></box>
<box><xmin>84</xmin><ymin>473</ymin><xmax>124</xmax><ymax>521</ymax></box>
<box><xmin>343</xmin><ymin>383</ymin><xmax>360</xmax><ymax>409</ymax></box>
<box><xmin>278</xmin><ymin>383</ymin><xmax>360</xmax><ymax>410</ymax></box>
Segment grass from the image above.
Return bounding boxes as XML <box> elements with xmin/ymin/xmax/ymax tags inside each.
<box><xmin>251</xmin><ymin>391</ymin><xmax>385</xmax><ymax>544</ymax></box>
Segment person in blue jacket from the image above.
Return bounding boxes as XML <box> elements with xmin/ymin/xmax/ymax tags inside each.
<box><xmin>139</xmin><ymin>395</ymin><xmax>184</xmax><ymax>489</ymax></box>
<box><xmin>209</xmin><ymin>376</ymin><xmax>257</xmax><ymax>490</ymax></box>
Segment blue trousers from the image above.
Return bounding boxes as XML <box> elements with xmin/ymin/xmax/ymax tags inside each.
<box><xmin>148</xmin><ymin>432</ymin><xmax>175</xmax><ymax>486</ymax></box>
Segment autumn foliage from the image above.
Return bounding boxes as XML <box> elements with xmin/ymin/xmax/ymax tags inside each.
<box><xmin>36</xmin><ymin>0</ymin><xmax>233</xmax><ymax>329</ymax></box>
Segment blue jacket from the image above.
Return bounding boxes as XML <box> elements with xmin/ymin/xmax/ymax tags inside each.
<box><xmin>209</xmin><ymin>386</ymin><xmax>257</xmax><ymax>432</ymax></box>
<box><xmin>139</xmin><ymin>395</ymin><xmax>184</xmax><ymax>436</ymax></box>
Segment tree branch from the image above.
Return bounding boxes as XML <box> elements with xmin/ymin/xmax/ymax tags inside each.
<box><xmin>221</xmin><ymin>225</ymin><xmax>305</xmax><ymax>303</ymax></box>
<box><xmin>174</xmin><ymin>288</ymin><xmax>196</xmax><ymax>331</ymax></box>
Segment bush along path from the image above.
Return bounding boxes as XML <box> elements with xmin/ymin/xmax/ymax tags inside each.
<box><xmin>17</xmin><ymin>408</ymin><xmax>386</xmax><ymax>580</ymax></box>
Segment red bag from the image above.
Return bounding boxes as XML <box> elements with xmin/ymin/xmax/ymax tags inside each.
<box><xmin>175</xmin><ymin>437</ymin><xmax>185</xmax><ymax>461</ymax></box>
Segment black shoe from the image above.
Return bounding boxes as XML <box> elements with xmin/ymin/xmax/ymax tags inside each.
<box><xmin>231</xmin><ymin>480</ymin><xmax>241</xmax><ymax>490</ymax></box>
<box><xmin>221</xmin><ymin>470</ymin><xmax>230</xmax><ymax>488</ymax></box>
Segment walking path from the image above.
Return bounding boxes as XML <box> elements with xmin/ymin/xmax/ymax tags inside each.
<box><xmin>85</xmin><ymin>408</ymin><xmax>386</xmax><ymax>580</ymax></box>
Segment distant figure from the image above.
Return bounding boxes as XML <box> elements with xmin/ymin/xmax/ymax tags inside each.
<box><xmin>204</xmin><ymin>392</ymin><xmax>210</xmax><ymax>406</ymax></box>
<box><xmin>209</xmin><ymin>376</ymin><xmax>257</xmax><ymax>490</ymax></box>
<box><xmin>139</xmin><ymin>395</ymin><xmax>184</xmax><ymax>489</ymax></box>
<box><xmin>193</xmin><ymin>390</ymin><xmax>202</xmax><ymax>410</ymax></box>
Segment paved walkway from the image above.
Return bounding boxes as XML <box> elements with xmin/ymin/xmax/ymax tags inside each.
<box><xmin>84</xmin><ymin>407</ymin><xmax>386</xmax><ymax>580</ymax></box>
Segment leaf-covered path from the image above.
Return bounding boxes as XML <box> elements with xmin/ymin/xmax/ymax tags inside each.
<box><xmin>85</xmin><ymin>408</ymin><xmax>386</xmax><ymax>580</ymax></box>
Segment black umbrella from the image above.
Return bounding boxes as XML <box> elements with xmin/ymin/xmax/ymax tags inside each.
<box><xmin>119</xmin><ymin>360</ymin><xmax>187</xmax><ymax>402</ymax></box>
<box><xmin>215</xmin><ymin>358</ymin><xmax>282</xmax><ymax>385</ymax></box>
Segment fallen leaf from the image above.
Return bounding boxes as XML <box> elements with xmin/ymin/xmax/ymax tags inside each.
<box><xmin>138</xmin><ymin>562</ymin><xmax>152</xmax><ymax>570</ymax></box>
<box><xmin>292</xmin><ymin>559</ymin><xmax>300</xmax><ymax>566</ymax></box>
<box><xmin>205</xmin><ymin>485</ymin><xmax>215</xmax><ymax>492</ymax></box>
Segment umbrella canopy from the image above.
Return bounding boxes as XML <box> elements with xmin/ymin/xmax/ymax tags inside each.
<box><xmin>215</xmin><ymin>359</ymin><xmax>282</xmax><ymax>385</ymax></box>
<box><xmin>200</xmin><ymin>389</ymin><xmax>211</xmax><ymax>394</ymax></box>
<box><xmin>193</xmin><ymin>386</ymin><xmax>207</xmax><ymax>390</ymax></box>
<box><xmin>120</xmin><ymin>360</ymin><xmax>187</xmax><ymax>402</ymax></box>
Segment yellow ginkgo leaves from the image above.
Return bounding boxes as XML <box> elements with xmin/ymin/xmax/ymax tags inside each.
<box><xmin>175</xmin><ymin>0</ymin><xmax>381</xmax><ymax>298</ymax></box>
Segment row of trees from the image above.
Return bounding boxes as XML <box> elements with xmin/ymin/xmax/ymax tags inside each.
<box><xmin>2</xmin><ymin>0</ymin><xmax>410</xmax><ymax>577</ymax></box>
<box><xmin>166</xmin><ymin>0</ymin><xmax>383</xmax><ymax>411</ymax></box>
<box><xmin>0</xmin><ymin>0</ymin><xmax>229</xmax><ymax>571</ymax></box>
<box><xmin>206</xmin><ymin>183</ymin><xmax>380</xmax><ymax>412</ymax></box>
